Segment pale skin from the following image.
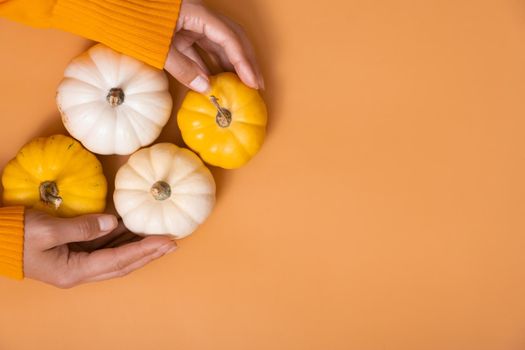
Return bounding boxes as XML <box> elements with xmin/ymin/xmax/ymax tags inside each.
<box><xmin>24</xmin><ymin>210</ymin><xmax>177</xmax><ymax>288</ymax></box>
<box><xmin>24</xmin><ymin>0</ymin><xmax>263</xmax><ymax>288</ymax></box>
<box><xmin>166</xmin><ymin>0</ymin><xmax>264</xmax><ymax>92</ymax></box>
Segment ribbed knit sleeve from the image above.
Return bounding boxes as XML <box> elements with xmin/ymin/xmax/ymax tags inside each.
<box><xmin>52</xmin><ymin>0</ymin><xmax>181</xmax><ymax>68</ymax></box>
<box><xmin>0</xmin><ymin>0</ymin><xmax>181</xmax><ymax>69</ymax></box>
<box><xmin>0</xmin><ymin>206</ymin><xmax>25</xmax><ymax>280</ymax></box>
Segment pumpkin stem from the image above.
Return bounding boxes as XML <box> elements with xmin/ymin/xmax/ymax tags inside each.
<box><xmin>210</xmin><ymin>96</ymin><xmax>232</xmax><ymax>128</ymax></box>
<box><xmin>107</xmin><ymin>88</ymin><xmax>125</xmax><ymax>107</ymax></box>
<box><xmin>39</xmin><ymin>181</ymin><xmax>63</xmax><ymax>209</ymax></box>
<box><xmin>151</xmin><ymin>181</ymin><xmax>171</xmax><ymax>201</ymax></box>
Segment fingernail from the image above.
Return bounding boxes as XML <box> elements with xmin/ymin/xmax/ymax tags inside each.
<box><xmin>98</xmin><ymin>216</ymin><xmax>116</xmax><ymax>231</ymax></box>
<box><xmin>259</xmin><ymin>76</ymin><xmax>266</xmax><ymax>90</ymax></box>
<box><xmin>240</xmin><ymin>63</ymin><xmax>259</xmax><ymax>89</ymax></box>
<box><xmin>189</xmin><ymin>75</ymin><xmax>210</xmax><ymax>93</ymax></box>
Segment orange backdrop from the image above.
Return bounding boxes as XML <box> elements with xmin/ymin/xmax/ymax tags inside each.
<box><xmin>2</xmin><ymin>0</ymin><xmax>525</xmax><ymax>349</ymax></box>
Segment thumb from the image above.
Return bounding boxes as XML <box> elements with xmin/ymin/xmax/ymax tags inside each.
<box><xmin>51</xmin><ymin>214</ymin><xmax>118</xmax><ymax>246</ymax></box>
<box><xmin>165</xmin><ymin>46</ymin><xmax>211</xmax><ymax>93</ymax></box>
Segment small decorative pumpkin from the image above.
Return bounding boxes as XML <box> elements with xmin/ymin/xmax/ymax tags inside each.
<box><xmin>2</xmin><ymin>135</ymin><xmax>107</xmax><ymax>217</ymax></box>
<box><xmin>177</xmin><ymin>72</ymin><xmax>268</xmax><ymax>169</ymax></box>
<box><xmin>56</xmin><ymin>44</ymin><xmax>173</xmax><ymax>155</ymax></box>
<box><xmin>114</xmin><ymin>143</ymin><xmax>215</xmax><ymax>238</ymax></box>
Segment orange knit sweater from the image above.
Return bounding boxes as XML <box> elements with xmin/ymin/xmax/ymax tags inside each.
<box><xmin>0</xmin><ymin>0</ymin><xmax>182</xmax><ymax>69</ymax></box>
<box><xmin>0</xmin><ymin>0</ymin><xmax>181</xmax><ymax>279</ymax></box>
<box><xmin>0</xmin><ymin>207</ymin><xmax>25</xmax><ymax>280</ymax></box>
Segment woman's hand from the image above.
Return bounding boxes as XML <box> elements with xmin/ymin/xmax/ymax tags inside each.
<box><xmin>24</xmin><ymin>210</ymin><xmax>177</xmax><ymax>288</ymax></box>
<box><xmin>166</xmin><ymin>0</ymin><xmax>264</xmax><ymax>93</ymax></box>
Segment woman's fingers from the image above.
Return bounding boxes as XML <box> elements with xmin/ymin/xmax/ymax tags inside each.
<box><xmin>68</xmin><ymin>236</ymin><xmax>176</xmax><ymax>286</ymax></box>
<box><xmin>175</xmin><ymin>30</ymin><xmax>234</xmax><ymax>72</ymax></box>
<box><xmin>200</xmin><ymin>12</ymin><xmax>258</xmax><ymax>88</ymax></box>
<box><xmin>69</xmin><ymin>220</ymin><xmax>129</xmax><ymax>252</ymax></box>
<box><xmin>183</xmin><ymin>46</ymin><xmax>211</xmax><ymax>75</ymax></box>
<box><xmin>233</xmin><ymin>28</ymin><xmax>264</xmax><ymax>89</ymax></box>
<box><xmin>172</xmin><ymin>31</ymin><xmax>211</xmax><ymax>74</ymax></box>
<box><xmin>101</xmin><ymin>230</ymin><xmax>142</xmax><ymax>249</ymax></box>
<box><xmin>166</xmin><ymin>46</ymin><xmax>211</xmax><ymax>93</ymax></box>
<box><xmin>84</xmin><ymin>246</ymin><xmax>169</xmax><ymax>283</ymax></box>
<box><xmin>45</xmin><ymin>214</ymin><xmax>118</xmax><ymax>249</ymax></box>
<box><xmin>217</xmin><ymin>15</ymin><xmax>265</xmax><ymax>89</ymax></box>
<box><xmin>176</xmin><ymin>3</ymin><xmax>259</xmax><ymax>89</ymax></box>
<box><xmin>196</xmin><ymin>37</ymin><xmax>235</xmax><ymax>72</ymax></box>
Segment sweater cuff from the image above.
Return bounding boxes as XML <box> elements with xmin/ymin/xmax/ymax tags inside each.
<box><xmin>0</xmin><ymin>206</ymin><xmax>25</xmax><ymax>280</ymax></box>
<box><xmin>52</xmin><ymin>0</ymin><xmax>182</xmax><ymax>69</ymax></box>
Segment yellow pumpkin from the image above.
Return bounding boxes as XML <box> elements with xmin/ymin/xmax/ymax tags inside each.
<box><xmin>2</xmin><ymin>135</ymin><xmax>107</xmax><ymax>217</ymax></box>
<box><xmin>177</xmin><ymin>72</ymin><xmax>268</xmax><ymax>169</ymax></box>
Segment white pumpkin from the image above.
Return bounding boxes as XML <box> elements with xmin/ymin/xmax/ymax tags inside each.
<box><xmin>114</xmin><ymin>143</ymin><xmax>216</xmax><ymax>238</ymax></box>
<box><xmin>56</xmin><ymin>44</ymin><xmax>173</xmax><ymax>155</ymax></box>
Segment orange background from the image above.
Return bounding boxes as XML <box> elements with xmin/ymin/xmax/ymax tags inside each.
<box><xmin>1</xmin><ymin>0</ymin><xmax>525</xmax><ymax>349</ymax></box>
